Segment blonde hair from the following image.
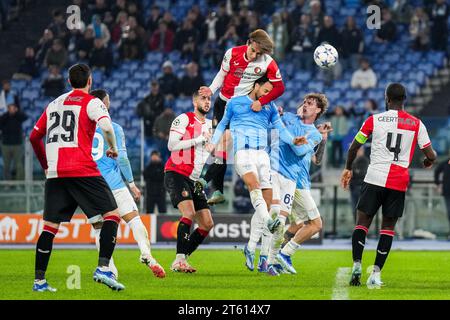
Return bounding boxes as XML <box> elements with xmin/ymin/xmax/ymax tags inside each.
<box><xmin>249</xmin><ymin>29</ymin><xmax>274</xmax><ymax>54</ymax></box>
<box><xmin>304</xmin><ymin>93</ymin><xmax>329</xmax><ymax>119</ymax></box>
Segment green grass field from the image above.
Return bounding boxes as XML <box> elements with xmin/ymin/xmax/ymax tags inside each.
<box><xmin>1</xmin><ymin>249</ymin><xmax>449</xmax><ymax>300</ymax></box>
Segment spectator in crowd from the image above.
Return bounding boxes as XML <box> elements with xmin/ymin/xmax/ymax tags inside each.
<box><xmin>434</xmin><ymin>152</ymin><xmax>450</xmax><ymax>239</ymax></box>
<box><xmin>267</xmin><ymin>12</ymin><xmax>289</xmax><ymax>60</ymax></box>
<box><xmin>329</xmin><ymin>106</ymin><xmax>349</xmax><ymax>168</ymax></box>
<box><xmin>67</xmin><ymin>22</ymin><xmax>86</xmax><ymax>64</ymax></box>
<box><xmin>391</xmin><ymin>0</ymin><xmax>413</xmax><ymax>24</ymax></box>
<box><xmin>349</xmin><ymin>147</ymin><xmax>369</xmax><ymax>222</ymax></box>
<box><xmin>351</xmin><ymin>58</ymin><xmax>377</xmax><ymax>90</ymax></box>
<box><xmin>136</xmin><ymin>80</ymin><xmax>165</xmax><ymax>138</ymax></box>
<box><xmin>340</xmin><ymin>16</ymin><xmax>364</xmax><ymax>71</ymax></box>
<box><xmin>309</xmin><ymin>0</ymin><xmax>324</xmax><ymax>35</ymax></box>
<box><xmin>410</xmin><ymin>7</ymin><xmax>430</xmax><ymax>51</ymax></box>
<box><xmin>175</xmin><ymin>18</ymin><xmax>200</xmax><ymax>61</ymax></box>
<box><xmin>153</xmin><ymin>107</ymin><xmax>176</xmax><ymax>161</ymax></box>
<box><xmin>215</xmin><ymin>2</ymin><xmax>231</xmax><ymax>37</ymax></box>
<box><xmin>187</xmin><ymin>5</ymin><xmax>204</xmax><ymax>31</ymax></box>
<box><xmin>0</xmin><ymin>103</ymin><xmax>27</xmax><ymax>180</ymax></box>
<box><xmin>47</xmin><ymin>9</ymin><xmax>68</xmax><ymax>41</ymax></box>
<box><xmin>162</xmin><ymin>11</ymin><xmax>178</xmax><ymax>33</ymax></box>
<box><xmin>90</xmin><ymin>38</ymin><xmax>113</xmax><ymax>71</ymax></box>
<box><xmin>149</xmin><ymin>20</ymin><xmax>175</xmax><ymax>53</ymax></box>
<box><xmin>111</xmin><ymin>0</ymin><xmax>127</xmax><ymax>19</ymax></box>
<box><xmin>317</xmin><ymin>16</ymin><xmax>342</xmax><ymax>84</ymax></box>
<box><xmin>281</xmin><ymin>9</ymin><xmax>295</xmax><ymax>36</ymax></box>
<box><xmin>128</xmin><ymin>16</ymin><xmax>147</xmax><ymax>46</ymax></box>
<box><xmin>291</xmin><ymin>0</ymin><xmax>306</xmax><ymax>26</ymax></box>
<box><xmin>87</xmin><ymin>14</ymin><xmax>111</xmax><ymax>47</ymax></box>
<box><xmin>146</xmin><ymin>5</ymin><xmax>162</xmax><ymax>34</ymax></box>
<box><xmin>35</xmin><ymin>29</ymin><xmax>55</xmax><ymax>67</ymax></box>
<box><xmin>111</xmin><ymin>11</ymin><xmax>128</xmax><ymax>44</ymax></box>
<box><xmin>41</xmin><ymin>65</ymin><xmax>65</xmax><ymax>98</ymax></box>
<box><xmin>375</xmin><ymin>9</ymin><xmax>397</xmax><ymax>43</ymax></box>
<box><xmin>91</xmin><ymin>0</ymin><xmax>108</xmax><ymax>20</ymax></box>
<box><xmin>45</xmin><ymin>39</ymin><xmax>68</xmax><ymax>69</ymax></box>
<box><xmin>202</xmin><ymin>10</ymin><xmax>221</xmax><ymax>68</ymax></box>
<box><xmin>429</xmin><ymin>0</ymin><xmax>449</xmax><ymax>51</ymax></box>
<box><xmin>158</xmin><ymin>61</ymin><xmax>179</xmax><ymax>100</ymax></box>
<box><xmin>0</xmin><ymin>80</ymin><xmax>19</xmax><ymax>114</ymax></box>
<box><xmin>77</xmin><ymin>28</ymin><xmax>95</xmax><ymax>61</ymax></box>
<box><xmin>13</xmin><ymin>47</ymin><xmax>38</xmax><ymax>81</ymax></box>
<box><xmin>119</xmin><ymin>29</ymin><xmax>144</xmax><ymax>60</ymax></box>
<box><xmin>127</xmin><ymin>1</ymin><xmax>144</xmax><ymax>27</ymax></box>
<box><xmin>144</xmin><ymin>150</ymin><xmax>167</xmax><ymax>214</ymax></box>
<box><xmin>218</xmin><ymin>24</ymin><xmax>240</xmax><ymax>51</ymax></box>
<box><xmin>0</xmin><ymin>0</ymin><xmax>10</xmax><ymax>30</ymax></box>
<box><xmin>290</xmin><ymin>14</ymin><xmax>316</xmax><ymax>71</ymax></box>
<box><xmin>179</xmin><ymin>62</ymin><xmax>205</xmax><ymax>97</ymax></box>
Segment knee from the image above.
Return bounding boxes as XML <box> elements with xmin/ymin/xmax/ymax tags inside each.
<box><xmin>311</xmin><ymin>218</ymin><xmax>322</xmax><ymax>233</ymax></box>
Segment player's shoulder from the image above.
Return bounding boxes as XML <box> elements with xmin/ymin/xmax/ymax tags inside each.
<box><xmin>172</xmin><ymin>112</ymin><xmax>190</xmax><ymax>126</ymax></box>
<box><xmin>232</xmin><ymin>45</ymin><xmax>247</xmax><ymax>56</ymax></box>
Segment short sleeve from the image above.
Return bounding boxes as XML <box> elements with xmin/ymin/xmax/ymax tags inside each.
<box><xmin>221</xmin><ymin>48</ymin><xmax>232</xmax><ymax>72</ymax></box>
<box><xmin>34</xmin><ymin>109</ymin><xmax>48</xmax><ymax>134</ymax></box>
<box><xmin>170</xmin><ymin>113</ymin><xmax>189</xmax><ymax>136</ymax></box>
<box><xmin>418</xmin><ymin>120</ymin><xmax>431</xmax><ymax>149</ymax></box>
<box><xmin>87</xmin><ymin>98</ymin><xmax>110</xmax><ymax>122</ymax></box>
<box><xmin>355</xmin><ymin>115</ymin><xmax>374</xmax><ymax>144</ymax></box>
<box><xmin>266</xmin><ymin>59</ymin><xmax>282</xmax><ymax>82</ymax></box>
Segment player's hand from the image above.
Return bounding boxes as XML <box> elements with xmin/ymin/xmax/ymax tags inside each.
<box><xmin>199</xmin><ymin>86</ymin><xmax>212</xmax><ymax>97</ymax></box>
<box><xmin>129</xmin><ymin>183</ymin><xmax>141</xmax><ymax>202</ymax></box>
<box><xmin>106</xmin><ymin>148</ymin><xmax>118</xmax><ymax>159</ymax></box>
<box><xmin>251</xmin><ymin>100</ymin><xmax>262</xmax><ymax>112</ymax></box>
<box><xmin>423</xmin><ymin>158</ymin><xmax>434</xmax><ymax>169</ymax></box>
<box><xmin>202</xmin><ymin>131</ymin><xmax>212</xmax><ymax>142</ymax></box>
<box><xmin>293</xmin><ymin>134</ymin><xmax>308</xmax><ymax>145</ymax></box>
<box><xmin>317</xmin><ymin>122</ymin><xmax>333</xmax><ymax>140</ymax></box>
<box><xmin>340</xmin><ymin>169</ymin><xmax>352</xmax><ymax>190</ymax></box>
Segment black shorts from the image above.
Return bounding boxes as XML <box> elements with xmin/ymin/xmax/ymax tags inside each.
<box><xmin>164</xmin><ymin>171</ymin><xmax>209</xmax><ymax>211</ymax></box>
<box><xmin>356</xmin><ymin>182</ymin><xmax>406</xmax><ymax>218</ymax></box>
<box><xmin>212</xmin><ymin>96</ymin><xmax>228</xmax><ymax>129</ymax></box>
<box><xmin>44</xmin><ymin>176</ymin><xmax>118</xmax><ymax>224</ymax></box>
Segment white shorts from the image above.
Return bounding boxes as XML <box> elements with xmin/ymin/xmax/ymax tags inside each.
<box><xmin>234</xmin><ymin>149</ymin><xmax>272</xmax><ymax>189</ymax></box>
<box><xmin>290</xmin><ymin>189</ymin><xmax>321</xmax><ymax>224</ymax></box>
<box><xmin>88</xmin><ymin>187</ymin><xmax>138</xmax><ymax>224</ymax></box>
<box><xmin>271</xmin><ymin>171</ymin><xmax>296</xmax><ymax>214</ymax></box>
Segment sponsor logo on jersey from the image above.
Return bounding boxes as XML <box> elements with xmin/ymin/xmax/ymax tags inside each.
<box><xmin>234</xmin><ymin>68</ymin><xmax>244</xmax><ymax>78</ymax></box>
<box><xmin>66</xmin><ymin>96</ymin><xmax>83</xmax><ymax>102</ymax></box>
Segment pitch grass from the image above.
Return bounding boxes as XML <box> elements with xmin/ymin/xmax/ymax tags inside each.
<box><xmin>1</xmin><ymin>249</ymin><xmax>449</xmax><ymax>300</ymax></box>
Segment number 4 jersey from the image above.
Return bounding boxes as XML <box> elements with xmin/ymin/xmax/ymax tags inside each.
<box><xmin>32</xmin><ymin>89</ymin><xmax>110</xmax><ymax>179</ymax></box>
<box><xmin>355</xmin><ymin>109</ymin><xmax>431</xmax><ymax>192</ymax></box>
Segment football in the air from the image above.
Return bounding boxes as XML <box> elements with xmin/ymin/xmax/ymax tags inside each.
<box><xmin>313</xmin><ymin>43</ymin><xmax>339</xmax><ymax>69</ymax></box>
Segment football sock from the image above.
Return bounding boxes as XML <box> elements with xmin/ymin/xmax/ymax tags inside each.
<box><xmin>352</xmin><ymin>225</ymin><xmax>368</xmax><ymax>263</ymax></box>
<box><xmin>247</xmin><ymin>212</ymin><xmax>263</xmax><ymax>252</ymax></box>
<box><xmin>280</xmin><ymin>239</ymin><xmax>300</xmax><ymax>256</ymax></box>
<box><xmin>127</xmin><ymin>216</ymin><xmax>151</xmax><ymax>256</ymax></box>
<box><xmin>281</xmin><ymin>230</ymin><xmax>296</xmax><ymax>248</ymax></box>
<box><xmin>94</xmin><ymin>228</ymin><xmax>118</xmax><ymax>276</ymax></box>
<box><xmin>177</xmin><ymin>217</ymin><xmax>192</xmax><ymax>255</ymax></box>
<box><xmin>260</xmin><ymin>225</ymin><xmax>272</xmax><ymax>257</ymax></box>
<box><xmin>250</xmin><ymin>189</ymin><xmax>270</xmax><ymax>224</ymax></box>
<box><xmin>374</xmin><ymin>230</ymin><xmax>395</xmax><ymax>271</ymax></box>
<box><xmin>186</xmin><ymin>228</ymin><xmax>209</xmax><ymax>256</ymax></box>
<box><xmin>98</xmin><ymin>216</ymin><xmax>120</xmax><ymax>267</ymax></box>
<box><xmin>35</xmin><ymin>225</ymin><xmax>57</xmax><ymax>280</ymax></box>
<box><xmin>268</xmin><ymin>215</ymin><xmax>286</xmax><ymax>264</ymax></box>
<box><xmin>269</xmin><ymin>204</ymin><xmax>281</xmax><ymax>219</ymax></box>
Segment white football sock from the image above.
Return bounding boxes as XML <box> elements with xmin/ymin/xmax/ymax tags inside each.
<box><xmin>127</xmin><ymin>216</ymin><xmax>151</xmax><ymax>257</ymax></box>
<box><xmin>267</xmin><ymin>215</ymin><xmax>287</xmax><ymax>264</ymax></box>
<box><xmin>94</xmin><ymin>228</ymin><xmax>118</xmax><ymax>277</ymax></box>
<box><xmin>280</xmin><ymin>239</ymin><xmax>300</xmax><ymax>257</ymax></box>
<box><xmin>269</xmin><ymin>204</ymin><xmax>281</xmax><ymax>219</ymax></box>
<box><xmin>260</xmin><ymin>225</ymin><xmax>272</xmax><ymax>257</ymax></box>
<box><xmin>250</xmin><ymin>189</ymin><xmax>270</xmax><ymax>224</ymax></box>
<box><xmin>247</xmin><ymin>212</ymin><xmax>263</xmax><ymax>252</ymax></box>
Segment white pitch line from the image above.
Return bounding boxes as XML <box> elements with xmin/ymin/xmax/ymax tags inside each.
<box><xmin>332</xmin><ymin>267</ymin><xmax>351</xmax><ymax>300</ymax></box>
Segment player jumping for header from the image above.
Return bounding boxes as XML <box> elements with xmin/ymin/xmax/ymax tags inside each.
<box><xmin>341</xmin><ymin>83</ymin><xmax>437</xmax><ymax>288</ymax></box>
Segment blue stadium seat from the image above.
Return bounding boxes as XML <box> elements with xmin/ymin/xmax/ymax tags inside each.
<box><xmin>345</xmin><ymin>90</ymin><xmax>363</xmax><ymax>100</ymax></box>
<box><xmin>103</xmin><ymin>79</ymin><xmax>120</xmax><ymax>92</ymax></box>
<box><xmin>111</xmin><ymin>70</ymin><xmax>129</xmax><ymax>80</ymax></box>
<box><xmin>326</xmin><ymin>89</ymin><xmax>341</xmax><ymax>102</ymax></box>
<box><xmin>123</xmin><ymin>80</ymin><xmax>141</xmax><ymax>92</ymax></box>
<box><xmin>22</xmin><ymin>89</ymin><xmax>40</xmax><ymax>100</ymax></box>
<box><xmin>134</xmin><ymin>71</ymin><xmax>152</xmax><ymax>82</ymax></box>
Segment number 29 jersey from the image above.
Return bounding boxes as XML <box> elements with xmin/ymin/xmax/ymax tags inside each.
<box><xmin>33</xmin><ymin>89</ymin><xmax>110</xmax><ymax>179</ymax></box>
<box><xmin>355</xmin><ymin>110</ymin><xmax>431</xmax><ymax>192</ymax></box>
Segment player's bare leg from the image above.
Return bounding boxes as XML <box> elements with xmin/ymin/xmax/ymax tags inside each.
<box><xmin>171</xmin><ymin>200</ymin><xmax>199</xmax><ymax>273</ymax></box>
<box><xmin>349</xmin><ymin>210</ymin><xmax>374</xmax><ymax>286</ymax></box>
<box><xmin>33</xmin><ymin>220</ymin><xmax>59</xmax><ymax>292</ymax></box>
<box><xmin>120</xmin><ymin>211</ymin><xmax>166</xmax><ymax>278</ymax></box>
<box><xmin>281</xmin><ymin>222</ymin><xmax>303</xmax><ymax>248</ymax></box>
<box><xmin>367</xmin><ymin>216</ymin><xmax>398</xmax><ymax>288</ymax></box>
<box><xmin>278</xmin><ymin>218</ymin><xmax>323</xmax><ymax>274</ymax></box>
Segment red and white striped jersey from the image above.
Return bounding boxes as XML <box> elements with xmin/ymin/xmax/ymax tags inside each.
<box><xmin>219</xmin><ymin>45</ymin><xmax>282</xmax><ymax>101</ymax></box>
<box><xmin>356</xmin><ymin>110</ymin><xmax>431</xmax><ymax>191</ymax></box>
<box><xmin>165</xmin><ymin>112</ymin><xmax>212</xmax><ymax>181</ymax></box>
<box><xmin>33</xmin><ymin>89</ymin><xmax>110</xmax><ymax>179</ymax></box>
